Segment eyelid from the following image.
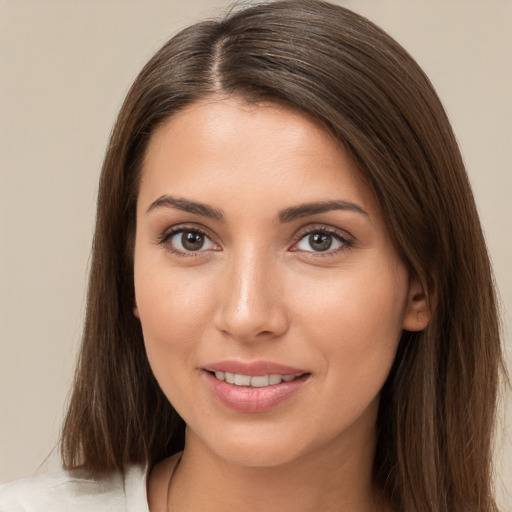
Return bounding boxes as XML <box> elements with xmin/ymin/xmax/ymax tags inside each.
<box><xmin>156</xmin><ymin>223</ymin><xmax>221</xmax><ymax>255</ymax></box>
<box><xmin>155</xmin><ymin>222</ymin><xmax>353</xmax><ymax>257</ymax></box>
<box><xmin>289</xmin><ymin>224</ymin><xmax>354</xmax><ymax>254</ymax></box>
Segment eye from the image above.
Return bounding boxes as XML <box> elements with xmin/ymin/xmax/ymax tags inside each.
<box><xmin>292</xmin><ymin>228</ymin><xmax>352</xmax><ymax>254</ymax></box>
<box><xmin>159</xmin><ymin>227</ymin><xmax>219</xmax><ymax>255</ymax></box>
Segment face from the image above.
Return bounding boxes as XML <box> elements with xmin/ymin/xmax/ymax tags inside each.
<box><xmin>134</xmin><ymin>97</ymin><xmax>425</xmax><ymax>468</ymax></box>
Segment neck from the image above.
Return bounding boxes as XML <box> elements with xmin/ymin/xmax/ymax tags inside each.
<box><xmin>167</xmin><ymin>422</ymin><xmax>388</xmax><ymax>512</ymax></box>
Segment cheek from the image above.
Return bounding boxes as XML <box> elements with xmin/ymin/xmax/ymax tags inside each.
<box><xmin>134</xmin><ymin>262</ymin><xmax>216</xmax><ymax>376</ymax></box>
<box><xmin>297</xmin><ymin>265</ymin><xmax>406</xmax><ymax>386</ymax></box>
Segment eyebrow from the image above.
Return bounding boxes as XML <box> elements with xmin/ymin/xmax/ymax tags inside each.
<box><xmin>278</xmin><ymin>200</ymin><xmax>368</xmax><ymax>222</ymax></box>
<box><xmin>146</xmin><ymin>195</ymin><xmax>225</xmax><ymax>220</ymax></box>
<box><xmin>146</xmin><ymin>195</ymin><xmax>367</xmax><ymax>222</ymax></box>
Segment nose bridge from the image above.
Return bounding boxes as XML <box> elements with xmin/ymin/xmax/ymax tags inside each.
<box><xmin>214</xmin><ymin>243</ymin><xmax>288</xmax><ymax>341</ymax></box>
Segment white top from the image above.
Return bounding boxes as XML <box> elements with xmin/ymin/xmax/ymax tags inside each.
<box><xmin>0</xmin><ymin>464</ymin><xmax>149</xmax><ymax>512</ymax></box>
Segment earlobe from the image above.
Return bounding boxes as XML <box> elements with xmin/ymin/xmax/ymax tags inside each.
<box><xmin>402</xmin><ymin>277</ymin><xmax>431</xmax><ymax>332</ymax></box>
<box><xmin>133</xmin><ymin>301</ymin><xmax>140</xmax><ymax>319</ymax></box>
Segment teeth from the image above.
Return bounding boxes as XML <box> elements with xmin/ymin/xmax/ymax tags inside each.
<box><xmin>250</xmin><ymin>375</ymin><xmax>269</xmax><ymax>387</ymax></box>
<box><xmin>268</xmin><ymin>374</ymin><xmax>282</xmax><ymax>385</ymax></box>
<box><xmin>212</xmin><ymin>371</ymin><xmax>301</xmax><ymax>387</ymax></box>
<box><xmin>234</xmin><ymin>374</ymin><xmax>251</xmax><ymax>386</ymax></box>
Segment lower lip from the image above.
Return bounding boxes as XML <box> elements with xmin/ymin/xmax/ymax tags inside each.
<box><xmin>203</xmin><ymin>371</ymin><xmax>309</xmax><ymax>413</ymax></box>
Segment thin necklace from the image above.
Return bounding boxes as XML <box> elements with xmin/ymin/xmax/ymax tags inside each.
<box><xmin>166</xmin><ymin>454</ymin><xmax>182</xmax><ymax>512</ymax></box>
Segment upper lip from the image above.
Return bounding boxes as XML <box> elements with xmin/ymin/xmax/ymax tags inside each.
<box><xmin>203</xmin><ymin>360</ymin><xmax>307</xmax><ymax>376</ymax></box>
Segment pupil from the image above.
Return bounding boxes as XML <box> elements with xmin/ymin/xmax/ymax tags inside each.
<box><xmin>310</xmin><ymin>233</ymin><xmax>331</xmax><ymax>251</ymax></box>
<box><xmin>182</xmin><ymin>232</ymin><xmax>204</xmax><ymax>251</ymax></box>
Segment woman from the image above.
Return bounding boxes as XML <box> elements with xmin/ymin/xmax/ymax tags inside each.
<box><xmin>0</xmin><ymin>1</ymin><xmax>504</xmax><ymax>511</ymax></box>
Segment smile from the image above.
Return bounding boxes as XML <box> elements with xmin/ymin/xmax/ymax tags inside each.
<box><xmin>212</xmin><ymin>371</ymin><xmax>301</xmax><ymax>387</ymax></box>
<box><xmin>203</xmin><ymin>365</ymin><xmax>310</xmax><ymax>413</ymax></box>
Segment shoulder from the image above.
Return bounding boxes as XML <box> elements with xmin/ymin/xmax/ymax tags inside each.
<box><xmin>0</xmin><ymin>465</ymin><xmax>148</xmax><ymax>512</ymax></box>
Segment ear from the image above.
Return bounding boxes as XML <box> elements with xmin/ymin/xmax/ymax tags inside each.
<box><xmin>133</xmin><ymin>299</ymin><xmax>140</xmax><ymax>319</ymax></box>
<box><xmin>402</xmin><ymin>276</ymin><xmax>431</xmax><ymax>332</ymax></box>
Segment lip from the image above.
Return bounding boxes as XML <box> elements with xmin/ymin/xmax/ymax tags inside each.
<box><xmin>202</xmin><ymin>360</ymin><xmax>310</xmax><ymax>413</ymax></box>
<box><xmin>204</xmin><ymin>360</ymin><xmax>306</xmax><ymax>376</ymax></box>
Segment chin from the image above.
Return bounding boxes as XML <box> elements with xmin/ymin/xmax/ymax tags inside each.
<box><xmin>215</xmin><ymin>440</ymin><xmax>308</xmax><ymax>469</ymax></box>
<box><xmin>187</xmin><ymin>423</ymin><xmax>315</xmax><ymax>468</ymax></box>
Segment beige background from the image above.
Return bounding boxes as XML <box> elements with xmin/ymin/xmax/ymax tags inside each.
<box><xmin>1</xmin><ymin>0</ymin><xmax>511</xmax><ymax>507</ymax></box>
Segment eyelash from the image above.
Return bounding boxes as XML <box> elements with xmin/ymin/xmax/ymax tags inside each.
<box><xmin>291</xmin><ymin>226</ymin><xmax>353</xmax><ymax>257</ymax></box>
<box><xmin>156</xmin><ymin>224</ymin><xmax>219</xmax><ymax>258</ymax></box>
<box><xmin>156</xmin><ymin>224</ymin><xmax>353</xmax><ymax>257</ymax></box>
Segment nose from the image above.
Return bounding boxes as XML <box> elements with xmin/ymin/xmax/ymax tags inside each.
<box><xmin>213</xmin><ymin>250</ymin><xmax>289</xmax><ymax>343</ymax></box>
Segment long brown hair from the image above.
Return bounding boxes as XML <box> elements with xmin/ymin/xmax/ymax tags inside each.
<box><xmin>61</xmin><ymin>2</ymin><xmax>504</xmax><ymax>510</ymax></box>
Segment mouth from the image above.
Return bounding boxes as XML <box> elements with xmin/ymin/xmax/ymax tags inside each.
<box><xmin>208</xmin><ymin>370</ymin><xmax>306</xmax><ymax>388</ymax></box>
<box><xmin>202</xmin><ymin>362</ymin><xmax>310</xmax><ymax>413</ymax></box>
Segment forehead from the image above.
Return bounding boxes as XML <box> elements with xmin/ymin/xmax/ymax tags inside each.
<box><xmin>138</xmin><ymin>97</ymin><xmax>378</xmax><ymax>217</ymax></box>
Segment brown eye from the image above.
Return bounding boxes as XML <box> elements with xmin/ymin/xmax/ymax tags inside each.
<box><xmin>163</xmin><ymin>228</ymin><xmax>218</xmax><ymax>254</ymax></box>
<box><xmin>181</xmin><ymin>231</ymin><xmax>205</xmax><ymax>251</ymax></box>
<box><xmin>308</xmin><ymin>233</ymin><xmax>332</xmax><ymax>252</ymax></box>
<box><xmin>292</xmin><ymin>228</ymin><xmax>350</xmax><ymax>254</ymax></box>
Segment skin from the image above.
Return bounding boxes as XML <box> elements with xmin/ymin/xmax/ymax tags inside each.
<box><xmin>133</xmin><ymin>96</ymin><xmax>428</xmax><ymax>512</ymax></box>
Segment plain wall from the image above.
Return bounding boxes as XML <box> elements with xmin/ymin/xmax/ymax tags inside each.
<box><xmin>1</xmin><ymin>0</ymin><xmax>511</xmax><ymax>507</ymax></box>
